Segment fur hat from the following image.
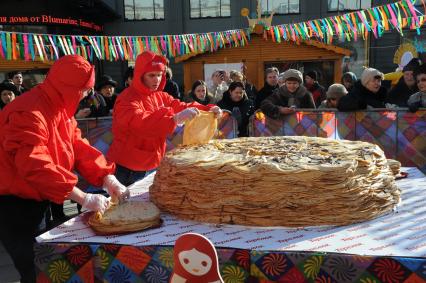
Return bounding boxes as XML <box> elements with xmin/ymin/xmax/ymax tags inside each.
<box><xmin>0</xmin><ymin>81</ymin><xmax>19</xmax><ymax>96</ymax></box>
<box><xmin>361</xmin><ymin>68</ymin><xmax>384</xmax><ymax>87</ymax></box>
<box><xmin>305</xmin><ymin>70</ymin><xmax>318</xmax><ymax>81</ymax></box>
<box><xmin>96</xmin><ymin>75</ymin><xmax>117</xmax><ymax>91</ymax></box>
<box><xmin>282</xmin><ymin>69</ymin><xmax>303</xmax><ymax>84</ymax></box>
<box><xmin>326</xmin><ymin>83</ymin><xmax>348</xmax><ymax>99</ymax></box>
<box><xmin>403</xmin><ymin>58</ymin><xmax>422</xmax><ymax>72</ymax></box>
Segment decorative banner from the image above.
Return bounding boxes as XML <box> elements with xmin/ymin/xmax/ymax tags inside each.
<box><xmin>0</xmin><ymin>0</ymin><xmax>423</xmax><ymax>62</ymax></box>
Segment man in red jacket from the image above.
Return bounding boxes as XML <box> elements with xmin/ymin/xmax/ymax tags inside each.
<box><xmin>0</xmin><ymin>55</ymin><xmax>129</xmax><ymax>283</ymax></box>
<box><xmin>107</xmin><ymin>51</ymin><xmax>222</xmax><ymax>186</ymax></box>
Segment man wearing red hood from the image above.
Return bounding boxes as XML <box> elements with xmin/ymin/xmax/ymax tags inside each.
<box><xmin>108</xmin><ymin>51</ymin><xmax>222</xmax><ymax>186</ymax></box>
<box><xmin>0</xmin><ymin>55</ymin><xmax>129</xmax><ymax>282</ymax></box>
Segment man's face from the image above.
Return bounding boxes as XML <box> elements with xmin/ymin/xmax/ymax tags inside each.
<box><xmin>12</xmin><ymin>74</ymin><xmax>23</xmax><ymax>86</ymax></box>
<box><xmin>285</xmin><ymin>80</ymin><xmax>300</xmax><ymax>93</ymax></box>
<box><xmin>266</xmin><ymin>72</ymin><xmax>278</xmax><ymax>87</ymax></box>
<box><xmin>143</xmin><ymin>71</ymin><xmax>163</xmax><ymax>91</ymax></box>
<box><xmin>403</xmin><ymin>71</ymin><xmax>415</xmax><ymax>87</ymax></box>
<box><xmin>100</xmin><ymin>85</ymin><xmax>115</xmax><ymax>97</ymax></box>
<box><xmin>417</xmin><ymin>73</ymin><xmax>426</xmax><ymax>92</ymax></box>
<box><xmin>304</xmin><ymin>76</ymin><xmax>315</xmax><ymax>86</ymax></box>
<box><xmin>365</xmin><ymin>77</ymin><xmax>382</xmax><ymax>93</ymax></box>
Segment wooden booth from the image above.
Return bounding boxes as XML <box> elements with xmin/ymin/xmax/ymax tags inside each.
<box><xmin>176</xmin><ymin>35</ymin><xmax>351</xmax><ymax>93</ymax></box>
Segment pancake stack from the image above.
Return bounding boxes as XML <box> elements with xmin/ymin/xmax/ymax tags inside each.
<box><xmin>150</xmin><ymin>136</ymin><xmax>400</xmax><ymax>227</ymax></box>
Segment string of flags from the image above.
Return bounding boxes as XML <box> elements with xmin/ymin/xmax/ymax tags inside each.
<box><xmin>0</xmin><ymin>0</ymin><xmax>424</xmax><ymax>62</ymax></box>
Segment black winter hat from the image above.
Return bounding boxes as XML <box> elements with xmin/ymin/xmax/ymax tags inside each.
<box><xmin>305</xmin><ymin>70</ymin><xmax>318</xmax><ymax>81</ymax></box>
<box><xmin>95</xmin><ymin>75</ymin><xmax>117</xmax><ymax>91</ymax></box>
<box><xmin>403</xmin><ymin>58</ymin><xmax>422</xmax><ymax>72</ymax></box>
<box><xmin>0</xmin><ymin>81</ymin><xmax>19</xmax><ymax>95</ymax></box>
<box><xmin>414</xmin><ymin>63</ymin><xmax>426</xmax><ymax>78</ymax></box>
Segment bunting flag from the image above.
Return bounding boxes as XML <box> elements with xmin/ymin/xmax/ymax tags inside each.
<box><xmin>0</xmin><ymin>0</ymin><xmax>423</xmax><ymax>62</ymax></box>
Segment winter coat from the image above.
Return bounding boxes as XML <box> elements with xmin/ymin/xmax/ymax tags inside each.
<box><xmin>255</xmin><ymin>83</ymin><xmax>278</xmax><ymax>110</ymax></box>
<box><xmin>306</xmin><ymin>82</ymin><xmax>326</xmax><ymax>107</ymax></box>
<box><xmin>338</xmin><ymin>81</ymin><xmax>388</xmax><ymax>111</ymax></box>
<box><xmin>218</xmin><ymin>91</ymin><xmax>255</xmax><ymax>137</ymax></box>
<box><xmin>164</xmin><ymin>79</ymin><xmax>181</xmax><ymax>100</ymax></box>
<box><xmin>245</xmin><ymin>82</ymin><xmax>258</xmax><ymax>102</ymax></box>
<box><xmin>386</xmin><ymin>76</ymin><xmax>418</xmax><ymax>107</ymax></box>
<box><xmin>78</xmin><ymin>92</ymin><xmax>116</xmax><ymax>117</ymax></box>
<box><xmin>0</xmin><ymin>55</ymin><xmax>115</xmax><ymax>204</ymax></box>
<box><xmin>107</xmin><ymin>52</ymin><xmax>212</xmax><ymax>171</ymax></box>
<box><xmin>261</xmin><ymin>85</ymin><xmax>315</xmax><ymax>119</ymax></box>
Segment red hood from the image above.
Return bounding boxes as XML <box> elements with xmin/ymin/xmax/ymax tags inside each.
<box><xmin>132</xmin><ymin>51</ymin><xmax>167</xmax><ymax>95</ymax></box>
<box><xmin>40</xmin><ymin>55</ymin><xmax>95</xmax><ymax>117</ymax></box>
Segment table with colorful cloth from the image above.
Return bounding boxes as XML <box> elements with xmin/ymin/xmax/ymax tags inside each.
<box><xmin>35</xmin><ymin>167</ymin><xmax>426</xmax><ymax>283</ymax></box>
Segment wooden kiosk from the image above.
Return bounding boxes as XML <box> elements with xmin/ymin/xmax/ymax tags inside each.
<box><xmin>176</xmin><ymin>35</ymin><xmax>351</xmax><ymax>93</ymax></box>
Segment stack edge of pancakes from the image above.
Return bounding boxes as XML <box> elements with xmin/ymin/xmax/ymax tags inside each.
<box><xmin>88</xmin><ymin>201</ymin><xmax>161</xmax><ymax>235</ymax></box>
<box><xmin>150</xmin><ymin>136</ymin><xmax>401</xmax><ymax>227</ymax></box>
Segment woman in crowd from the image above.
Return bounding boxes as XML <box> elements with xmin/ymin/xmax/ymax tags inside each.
<box><xmin>107</xmin><ymin>51</ymin><xmax>222</xmax><ymax>186</ymax></box>
<box><xmin>408</xmin><ymin>63</ymin><xmax>426</xmax><ymax>112</ymax></box>
<box><xmin>261</xmin><ymin>69</ymin><xmax>315</xmax><ymax>119</ymax></box>
<box><xmin>341</xmin><ymin>72</ymin><xmax>357</xmax><ymax>92</ymax></box>
<box><xmin>318</xmin><ymin>84</ymin><xmax>348</xmax><ymax>109</ymax></box>
<box><xmin>184</xmin><ymin>80</ymin><xmax>216</xmax><ymax>105</ymax></box>
<box><xmin>229</xmin><ymin>70</ymin><xmax>257</xmax><ymax>102</ymax></box>
<box><xmin>0</xmin><ymin>81</ymin><xmax>18</xmax><ymax>110</ymax></box>
<box><xmin>338</xmin><ymin>68</ymin><xmax>387</xmax><ymax>111</ymax></box>
<box><xmin>304</xmin><ymin>70</ymin><xmax>326</xmax><ymax>107</ymax></box>
<box><xmin>218</xmin><ymin>81</ymin><xmax>255</xmax><ymax>137</ymax></box>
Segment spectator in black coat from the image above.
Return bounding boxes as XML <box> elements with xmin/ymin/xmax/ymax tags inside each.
<box><xmin>338</xmin><ymin>68</ymin><xmax>387</xmax><ymax>111</ymax></box>
<box><xmin>0</xmin><ymin>81</ymin><xmax>19</xmax><ymax>110</ymax></box>
<box><xmin>229</xmin><ymin>70</ymin><xmax>258</xmax><ymax>102</ymax></box>
<box><xmin>387</xmin><ymin>58</ymin><xmax>421</xmax><ymax>107</ymax></box>
<box><xmin>304</xmin><ymin>70</ymin><xmax>326</xmax><ymax>107</ymax></box>
<box><xmin>163</xmin><ymin>67</ymin><xmax>181</xmax><ymax>100</ymax></box>
<box><xmin>255</xmin><ymin>67</ymin><xmax>279</xmax><ymax>110</ymax></box>
<box><xmin>261</xmin><ymin>69</ymin><xmax>315</xmax><ymax>119</ymax></box>
<box><xmin>341</xmin><ymin>72</ymin><xmax>357</xmax><ymax>92</ymax></box>
<box><xmin>407</xmin><ymin>63</ymin><xmax>426</xmax><ymax>112</ymax></box>
<box><xmin>218</xmin><ymin>81</ymin><xmax>255</xmax><ymax>137</ymax></box>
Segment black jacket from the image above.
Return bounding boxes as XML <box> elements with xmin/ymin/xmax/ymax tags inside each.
<box><xmin>306</xmin><ymin>82</ymin><xmax>326</xmax><ymax>107</ymax></box>
<box><xmin>338</xmin><ymin>81</ymin><xmax>387</xmax><ymax>111</ymax></box>
<box><xmin>255</xmin><ymin>83</ymin><xmax>278</xmax><ymax>110</ymax></box>
<box><xmin>386</xmin><ymin>76</ymin><xmax>418</xmax><ymax>107</ymax></box>
<box><xmin>260</xmin><ymin>85</ymin><xmax>315</xmax><ymax>119</ymax></box>
<box><xmin>218</xmin><ymin>91</ymin><xmax>255</xmax><ymax>137</ymax></box>
<box><xmin>164</xmin><ymin>79</ymin><xmax>181</xmax><ymax>100</ymax></box>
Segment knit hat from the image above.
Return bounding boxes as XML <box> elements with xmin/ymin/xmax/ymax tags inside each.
<box><xmin>326</xmin><ymin>83</ymin><xmax>348</xmax><ymax>99</ymax></box>
<box><xmin>96</xmin><ymin>75</ymin><xmax>117</xmax><ymax>91</ymax></box>
<box><xmin>403</xmin><ymin>58</ymin><xmax>422</xmax><ymax>72</ymax></box>
<box><xmin>282</xmin><ymin>69</ymin><xmax>303</xmax><ymax>84</ymax></box>
<box><xmin>361</xmin><ymin>68</ymin><xmax>384</xmax><ymax>87</ymax></box>
<box><xmin>414</xmin><ymin>63</ymin><xmax>426</xmax><ymax>77</ymax></box>
<box><xmin>305</xmin><ymin>70</ymin><xmax>318</xmax><ymax>81</ymax></box>
<box><xmin>341</xmin><ymin>72</ymin><xmax>357</xmax><ymax>83</ymax></box>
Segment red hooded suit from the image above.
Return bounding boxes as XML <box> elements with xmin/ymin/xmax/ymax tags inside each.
<box><xmin>0</xmin><ymin>55</ymin><xmax>115</xmax><ymax>204</ymax></box>
<box><xmin>107</xmin><ymin>51</ymin><xmax>212</xmax><ymax>171</ymax></box>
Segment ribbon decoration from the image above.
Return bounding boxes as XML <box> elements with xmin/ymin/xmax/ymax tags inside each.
<box><xmin>0</xmin><ymin>0</ymin><xmax>423</xmax><ymax>62</ymax></box>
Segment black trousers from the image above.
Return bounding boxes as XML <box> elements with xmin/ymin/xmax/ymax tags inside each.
<box><xmin>0</xmin><ymin>195</ymin><xmax>48</xmax><ymax>283</ymax></box>
<box><xmin>115</xmin><ymin>164</ymin><xmax>146</xmax><ymax>187</ymax></box>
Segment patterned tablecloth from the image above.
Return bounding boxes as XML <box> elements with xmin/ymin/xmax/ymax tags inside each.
<box><xmin>35</xmin><ymin>167</ymin><xmax>426</xmax><ymax>282</ymax></box>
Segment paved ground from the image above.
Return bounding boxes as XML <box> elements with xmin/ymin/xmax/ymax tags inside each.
<box><xmin>0</xmin><ymin>200</ymin><xmax>79</xmax><ymax>282</ymax></box>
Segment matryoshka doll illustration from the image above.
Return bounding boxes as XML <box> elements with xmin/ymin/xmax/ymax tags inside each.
<box><xmin>170</xmin><ymin>233</ymin><xmax>224</xmax><ymax>283</ymax></box>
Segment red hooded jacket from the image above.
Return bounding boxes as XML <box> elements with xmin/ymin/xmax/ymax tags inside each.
<box><xmin>0</xmin><ymin>55</ymin><xmax>115</xmax><ymax>204</ymax></box>
<box><xmin>107</xmin><ymin>51</ymin><xmax>212</xmax><ymax>171</ymax></box>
